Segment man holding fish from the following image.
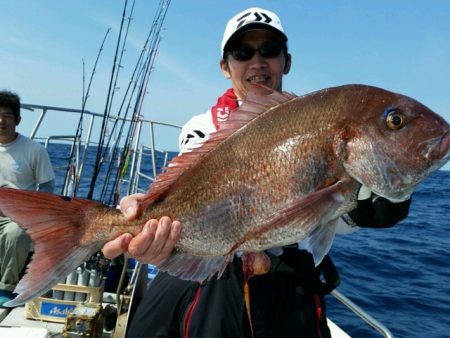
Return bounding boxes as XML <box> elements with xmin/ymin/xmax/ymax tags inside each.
<box><xmin>103</xmin><ymin>8</ymin><xmax>412</xmax><ymax>338</ymax></box>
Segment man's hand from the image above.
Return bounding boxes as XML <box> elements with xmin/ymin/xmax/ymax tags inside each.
<box><xmin>102</xmin><ymin>194</ymin><xmax>182</xmax><ymax>265</ymax></box>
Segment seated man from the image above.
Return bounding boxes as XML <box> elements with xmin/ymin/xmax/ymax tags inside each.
<box><xmin>0</xmin><ymin>90</ymin><xmax>55</xmax><ymax>307</ymax></box>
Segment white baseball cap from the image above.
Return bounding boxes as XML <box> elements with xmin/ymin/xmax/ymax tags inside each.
<box><xmin>221</xmin><ymin>7</ymin><xmax>287</xmax><ymax>55</ymax></box>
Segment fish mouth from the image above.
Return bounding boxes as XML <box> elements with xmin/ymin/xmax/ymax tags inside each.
<box><xmin>439</xmin><ymin>130</ymin><xmax>450</xmax><ymax>161</ymax></box>
<box><xmin>420</xmin><ymin>129</ymin><xmax>450</xmax><ymax>162</ymax></box>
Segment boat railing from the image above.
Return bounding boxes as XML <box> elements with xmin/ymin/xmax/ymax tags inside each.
<box><xmin>330</xmin><ymin>289</ymin><xmax>394</xmax><ymax>337</ymax></box>
<box><xmin>20</xmin><ymin>103</ymin><xmax>181</xmax><ymax>200</ymax></box>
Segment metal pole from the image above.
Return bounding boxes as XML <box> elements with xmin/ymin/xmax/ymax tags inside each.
<box><xmin>331</xmin><ymin>289</ymin><xmax>394</xmax><ymax>338</ymax></box>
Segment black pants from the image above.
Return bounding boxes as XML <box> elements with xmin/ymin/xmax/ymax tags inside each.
<box><xmin>126</xmin><ymin>253</ymin><xmax>333</xmax><ymax>338</ymax></box>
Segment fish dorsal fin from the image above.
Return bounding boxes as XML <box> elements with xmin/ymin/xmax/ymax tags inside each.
<box><xmin>141</xmin><ymin>89</ymin><xmax>297</xmax><ymax>207</ymax></box>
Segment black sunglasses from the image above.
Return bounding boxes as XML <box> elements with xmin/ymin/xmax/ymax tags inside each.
<box><xmin>229</xmin><ymin>40</ymin><xmax>285</xmax><ymax>61</ymax></box>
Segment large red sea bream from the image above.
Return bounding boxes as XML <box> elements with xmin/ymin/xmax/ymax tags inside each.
<box><xmin>0</xmin><ymin>84</ymin><xmax>449</xmax><ymax>306</ymax></box>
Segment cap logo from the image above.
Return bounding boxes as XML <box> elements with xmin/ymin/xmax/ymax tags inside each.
<box><xmin>221</xmin><ymin>8</ymin><xmax>284</xmax><ymax>54</ymax></box>
<box><xmin>236</xmin><ymin>11</ymin><xmax>272</xmax><ymax>29</ymax></box>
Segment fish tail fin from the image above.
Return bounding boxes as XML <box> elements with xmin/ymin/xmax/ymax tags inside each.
<box><xmin>0</xmin><ymin>188</ymin><xmax>106</xmax><ymax>306</ymax></box>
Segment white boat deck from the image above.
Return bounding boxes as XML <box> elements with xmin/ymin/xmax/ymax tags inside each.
<box><xmin>0</xmin><ymin>305</ymin><xmax>350</xmax><ymax>338</ymax></box>
<box><xmin>0</xmin><ymin>306</ymin><xmax>62</xmax><ymax>337</ymax></box>
<box><xmin>0</xmin><ymin>293</ymin><xmax>118</xmax><ymax>338</ymax></box>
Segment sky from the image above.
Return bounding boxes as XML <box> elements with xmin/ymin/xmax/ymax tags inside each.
<box><xmin>1</xmin><ymin>0</ymin><xmax>450</xmax><ymax>169</ymax></box>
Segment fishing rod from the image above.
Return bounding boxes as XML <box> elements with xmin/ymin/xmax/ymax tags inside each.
<box><xmin>100</xmin><ymin>45</ymin><xmax>156</xmax><ymax>204</ymax></box>
<box><xmin>100</xmin><ymin>51</ymin><xmax>151</xmax><ymax>204</ymax></box>
<box><xmin>101</xmin><ymin>0</ymin><xmax>172</xmax><ymax>205</ymax></box>
<box><xmin>88</xmin><ymin>0</ymin><xmax>129</xmax><ymax>200</ymax></box>
<box><xmin>96</xmin><ymin>0</ymin><xmax>136</xmax><ymax>173</ymax></box>
<box><xmin>107</xmin><ymin>0</ymin><xmax>171</xmax><ymax>205</ymax></box>
<box><xmin>97</xmin><ymin>0</ymin><xmax>153</xmax><ymax>204</ymax></box>
<box><xmin>105</xmin><ymin>0</ymin><xmax>136</xmax><ymax>122</ymax></box>
<box><xmin>61</xmin><ymin>28</ymin><xmax>111</xmax><ymax>197</ymax></box>
<box><xmin>97</xmin><ymin>0</ymin><xmax>140</xmax><ymax>203</ymax></box>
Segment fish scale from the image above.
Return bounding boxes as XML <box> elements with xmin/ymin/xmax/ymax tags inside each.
<box><xmin>0</xmin><ymin>84</ymin><xmax>449</xmax><ymax>306</ymax></box>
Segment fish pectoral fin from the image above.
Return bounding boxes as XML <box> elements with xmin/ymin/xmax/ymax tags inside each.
<box><xmin>249</xmin><ymin>179</ymin><xmax>348</xmax><ymax>245</ymax></box>
<box><xmin>157</xmin><ymin>251</ymin><xmax>234</xmax><ymax>282</ymax></box>
<box><xmin>297</xmin><ymin>219</ymin><xmax>338</xmax><ymax>266</ymax></box>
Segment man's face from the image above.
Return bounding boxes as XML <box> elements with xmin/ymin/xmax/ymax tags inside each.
<box><xmin>221</xmin><ymin>30</ymin><xmax>291</xmax><ymax>100</ymax></box>
<box><xmin>0</xmin><ymin>106</ymin><xmax>19</xmax><ymax>143</ymax></box>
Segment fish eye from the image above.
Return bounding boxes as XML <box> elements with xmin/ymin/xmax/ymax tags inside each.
<box><xmin>386</xmin><ymin>110</ymin><xmax>407</xmax><ymax>130</ymax></box>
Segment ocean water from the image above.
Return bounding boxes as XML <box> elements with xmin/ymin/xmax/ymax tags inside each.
<box><xmin>46</xmin><ymin>143</ymin><xmax>449</xmax><ymax>338</ymax></box>
<box><xmin>46</xmin><ymin>142</ymin><xmax>176</xmax><ymax>202</ymax></box>
<box><xmin>328</xmin><ymin>170</ymin><xmax>450</xmax><ymax>338</ymax></box>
